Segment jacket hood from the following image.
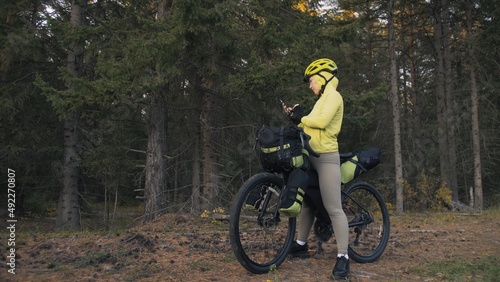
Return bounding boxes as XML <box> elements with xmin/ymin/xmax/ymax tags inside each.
<box><xmin>313</xmin><ymin>71</ymin><xmax>338</xmax><ymax>91</ymax></box>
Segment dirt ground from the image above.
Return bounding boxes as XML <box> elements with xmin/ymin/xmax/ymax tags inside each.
<box><xmin>2</xmin><ymin>211</ymin><xmax>499</xmax><ymax>282</ymax></box>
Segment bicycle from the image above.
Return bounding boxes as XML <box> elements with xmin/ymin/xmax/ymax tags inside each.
<box><xmin>229</xmin><ymin>127</ymin><xmax>390</xmax><ymax>274</ymax></box>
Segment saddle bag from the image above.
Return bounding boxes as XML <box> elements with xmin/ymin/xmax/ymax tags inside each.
<box><xmin>340</xmin><ymin>147</ymin><xmax>381</xmax><ymax>184</ymax></box>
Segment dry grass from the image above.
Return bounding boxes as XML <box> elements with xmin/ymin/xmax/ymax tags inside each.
<box><xmin>2</xmin><ymin>209</ymin><xmax>499</xmax><ymax>282</ymax></box>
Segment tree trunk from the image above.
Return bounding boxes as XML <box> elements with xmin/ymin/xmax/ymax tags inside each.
<box><xmin>142</xmin><ymin>0</ymin><xmax>172</xmax><ymax>222</ymax></box>
<box><xmin>404</xmin><ymin>1</ymin><xmax>424</xmax><ymax>180</ymax></box>
<box><xmin>466</xmin><ymin>4</ymin><xmax>483</xmax><ymax>209</ymax></box>
<box><xmin>104</xmin><ymin>180</ymin><xmax>108</xmax><ymax>227</ymax></box>
<box><xmin>190</xmin><ymin>73</ymin><xmax>204</xmax><ymax>214</ymax></box>
<box><xmin>433</xmin><ymin>0</ymin><xmax>450</xmax><ymax>191</ymax></box>
<box><xmin>113</xmin><ymin>185</ymin><xmax>118</xmax><ymax>220</ymax></box>
<box><xmin>201</xmin><ymin>77</ymin><xmax>219</xmax><ymax>211</ymax></box>
<box><xmin>56</xmin><ymin>0</ymin><xmax>86</xmax><ymax>231</ymax></box>
<box><xmin>56</xmin><ymin>117</ymin><xmax>81</xmax><ymax>230</ymax></box>
<box><xmin>143</xmin><ymin>90</ymin><xmax>168</xmax><ymax>222</ymax></box>
<box><xmin>191</xmin><ymin>137</ymin><xmax>201</xmax><ymax>213</ymax></box>
<box><xmin>388</xmin><ymin>0</ymin><xmax>404</xmax><ymax>215</ymax></box>
<box><xmin>442</xmin><ymin>0</ymin><xmax>459</xmax><ymax>200</ymax></box>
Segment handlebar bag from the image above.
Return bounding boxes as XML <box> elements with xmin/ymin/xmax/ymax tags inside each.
<box><xmin>256</xmin><ymin>125</ymin><xmax>306</xmax><ymax>173</ymax></box>
<box><xmin>340</xmin><ymin>147</ymin><xmax>381</xmax><ymax>184</ymax></box>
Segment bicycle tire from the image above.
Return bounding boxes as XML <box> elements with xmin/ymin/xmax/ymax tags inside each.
<box><xmin>342</xmin><ymin>181</ymin><xmax>390</xmax><ymax>263</ymax></box>
<box><xmin>229</xmin><ymin>172</ymin><xmax>296</xmax><ymax>274</ymax></box>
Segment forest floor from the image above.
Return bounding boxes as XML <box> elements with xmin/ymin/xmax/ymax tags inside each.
<box><xmin>1</xmin><ymin>210</ymin><xmax>499</xmax><ymax>282</ymax></box>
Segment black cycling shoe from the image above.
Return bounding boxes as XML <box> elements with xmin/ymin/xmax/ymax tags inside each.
<box><xmin>289</xmin><ymin>242</ymin><xmax>308</xmax><ymax>258</ymax></box>
<box><xmin>331</xmin><ymin>256</ymin><xmax>350</xmax><ymax>280</ymax></box>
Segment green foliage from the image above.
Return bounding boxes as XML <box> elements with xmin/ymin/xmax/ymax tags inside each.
<box><xmin>475</xmin><ymin>0</ymin><xmax>500</xmax><ymax>209</ymax></box>
<box><xmin>268</xmin><ymin>263</ymin><xmax>280</xmax><ymax>282</ymax></box>
<box><xmin>77</xmin><ymin>252</ymin><xmax>117</xmax><ymax>267</ymax></box>
<box><xmin>24</xmin><ymin>192</ymin><xmax>56</xmax><ymax>217</ymax></box>
<box><xmin>1</xmin><ymin>0</ymin><xmax>500</xmax><ymax>220</ymax></box>
<box><xmin>340</xmin><ymin>84</ymin><xmax>388</xmax><ymax>148</ymax></box>
<box><xmin>403</xmin><ymin>169</ymin><xmax>453</xmax><ymax>212</ymax></box>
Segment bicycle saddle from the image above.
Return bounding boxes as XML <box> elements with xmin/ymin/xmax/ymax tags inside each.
<box><xmin>339</xmin><ymin>152</ymin><xmax>355</xmax><ymax>159</ymax></box>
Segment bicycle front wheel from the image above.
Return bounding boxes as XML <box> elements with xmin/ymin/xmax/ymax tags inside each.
<box><xmin>229</xmin><ymin>172</ymin><xmax>296</xmax><ymax>274</ymax></box>
<box><xmin>343</xmin><ymin>181</ymin><xmax>390</xmax><ymax>263</ymax></box>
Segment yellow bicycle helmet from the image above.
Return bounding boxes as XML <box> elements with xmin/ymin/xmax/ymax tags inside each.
<box><xmin>303</xmin><ymin>58</ymin><xmax>338</xmax><ymax>82</ymax></box>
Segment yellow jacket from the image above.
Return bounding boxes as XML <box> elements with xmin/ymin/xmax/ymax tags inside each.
<box><xmin>299</xmin><ymin>76</ymin><xmax>343</xmax><ymax>153</ymax></box>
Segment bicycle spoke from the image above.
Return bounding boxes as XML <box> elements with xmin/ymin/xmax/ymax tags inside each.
<box><xmin>343</xmin><ymin>181</ymin><xmax>390</xmax><ymax>263</ymax></box>
<box><xmin>230</xmin><ymin>173</ymin><xmax>295</xmax><ymax>274</ymax></box>
<box><xmin>238</xmin><ymin>184</ymin><xmax>287</xmax><ymax>262</ymax></box>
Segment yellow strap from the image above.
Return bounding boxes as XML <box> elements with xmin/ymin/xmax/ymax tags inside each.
<box><xmin>261</xmin><ymin>144</ymin><xmax>291</xmax><ymax>153</ymax></box>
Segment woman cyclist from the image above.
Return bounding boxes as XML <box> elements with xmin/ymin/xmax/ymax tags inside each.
<box><xmin>287</xmin><ymin>58</ymin><xmax>350</xmax><ymax>280</ymax></box>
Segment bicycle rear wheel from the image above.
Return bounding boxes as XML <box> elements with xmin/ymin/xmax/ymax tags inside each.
<box><xmin>343</xmin><ymin>181</ymin><xmax>390</xmax><ymax>263</ymax></box>
<box><xmin>229</xmin><ymin>172</ymin><xmax>296</xmax><ymax>274</ymax></box>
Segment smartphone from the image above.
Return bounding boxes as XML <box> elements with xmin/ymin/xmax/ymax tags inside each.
<box><xmin>278</xmin><ymin>98</ymin><xmax>287</xmax><ymax>109</ymax></box>
<box><xmin>278</xmin><ymin>98</ymin><xmax>291</xmax><ymax>115</ymax></box>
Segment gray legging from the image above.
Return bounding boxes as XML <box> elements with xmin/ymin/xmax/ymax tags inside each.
<box><xmin>297</xmin><ymin>152</ymin><xmax>349</xmax><ymax>254</ymax></box>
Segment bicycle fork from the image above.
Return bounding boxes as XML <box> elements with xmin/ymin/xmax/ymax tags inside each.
<box><xmin>257</xmin><ymin>185</ymin><xmax>283</xmax><ymax>228</ymax></box>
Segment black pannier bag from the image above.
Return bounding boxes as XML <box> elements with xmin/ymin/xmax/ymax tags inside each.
<box><xmin>256</xmin><ymin>125</ymin><xmax>306</xmax><ymax>173</ymax></box>
<box><xmin>340</xmin><ymin>147</ymin><xmax>381</xmax><ymax>184</ymax></box>
<box><xmin>279</xmin><ymin>168</ymin><xmax>309</xmax><ymax>217</ymax></box>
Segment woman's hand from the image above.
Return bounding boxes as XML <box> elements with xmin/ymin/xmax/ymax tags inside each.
<box><xmin>286</xmin><ymin>104</ymin><xmax>300</xmax><ymax>116</ymax></box>
<box><xmin>289</xmin><ymin>104</ymin><xmax>305</xmax><ymax>125</ymax></box>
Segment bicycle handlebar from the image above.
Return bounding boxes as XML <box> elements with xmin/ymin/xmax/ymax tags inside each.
<box><xmin>299</xmin><ymin>130</ymin><xmax>320</xmax><ymax>158</ymax></box>
<box><xmin>278</xmin><ymin>98</ymin><xmax>319</xmax><ymax>158</ymax></box>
